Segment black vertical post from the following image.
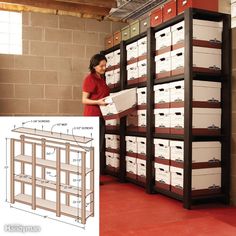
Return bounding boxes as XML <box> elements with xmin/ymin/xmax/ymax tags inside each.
<box><xmin>120</xmin><ymin>40</ymin><xmax>127</xmax><ymax>182</ymax></box>
<box><xmin>146</xmin><ymin>27</ymin><xmax>155</xmax><ymax>193</ymax></box>
<box><xmin>221</xmin><ymin>14</ymin><xmax>231</xmax><ymax>204</ymax></box>
<box><xmin>183</xmin><ymin>8</ymin><xmax>193</xmax><ymax>209</ymax></box>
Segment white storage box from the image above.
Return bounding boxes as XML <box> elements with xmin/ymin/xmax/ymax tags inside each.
<box><xmin>105</xmin><ymin>151</ymin><xmax>114</xmax><ymax>166</ymax></box>
<box><xmin>113</xmin><ymin>49</ymin><xmax>121</xmax><ymax>65</ymax></box>
<box><xmin>105</xmin><ymin>119</ymin><xmax>119</xmax><ymax>127</ymax></box>
<box><xmin>170</xmin><ymin>80</ymin><xmax>221</xmax><ymax>105</ymax></box>
<box><xmin>138</xmin><ymin>37</ymin><xmax>147</xmax><ymax>57</ymax></box>
<box><xmin>138</xmin><ymin>109</ymin><xmax>147</xmax><ymax>128</ymax></box>
<box><xmin>137</xmin><ymin>159</ymin><xmax>146</xmax><ymax>177</ymax></box>
<box><xmin>138</xmin><ymin>59</ymin><xmax>147</xmax><ymax>78</ymax></box>
<box><xmin>137</xmin><ymin>137</ymin><xmax>146</xmax><ymax>157</ymax></box>
<box><xmin>154</xmin><ymin>108</ymin><xmax>170</xmax><ymax>133</ymax></box>
<box><xmin>154</xmin><ymin>83</ymin><xmax>170</xmax><ymax>108</ymax></box>
<box><xmin>232</xmin><ymin>2</ymin><xmax>236</xmax><ymax>18</ymax></box>
<box><xmin>112</xmin><ymin>153</ymin><xmax>120</xmax><ymax>168</ymax></box>
<box><xmin>127</xmin><ymin>111</ymin><xmax>139</xmax><ymax>129</ymax></box>
<box><xmin>125</xmin><ymin>136</ymin><xmax>138</xmax><ymax>154</ymax></box>
<box><xmin>137</xmin><ymin>87</ymin><xmax>147</xmax><ymax>105</ymax></box>
<box><xmin>126</xmin><ymin>156</ymin><xmax>137</xmax><ymax>175</ymax></box>
<box><xmin>154</xmin><ymin>139</ymin><xmax>170</xmax><ymax>163</ymax></box>
<box><xmin>106</xmin><ymin>52</ymin><xmax>114</xmax><ymax>68</ymax></box>
<box><xmin>105</xmin><ymin>70</ymin><xmax>114</xmax><ymax>86</ymax></box>
<box><xmin>155</xmin><ymin>27</ymin><xmax>172</xmax><ymax>54</ymax></box>
<box><xmin>126</xmin><ymin>41</ymin><xmax>138</xmax><ymax>62</ymax></box>
<box><xmin>105</xmin><ymin>134</ymin><xmax>120</xmax><ymax>150</ymax></box>
<box><xmin>127</xmin><ymin>62</ymin><xmax>139</xmax><ymax>82</ymax></box>
<box><xmin>113</xmin><ymin>68</ymin><xmax>120</xmax><ymax>84</ymax></box>
<box><xmin>193</xmin><ymin>46</ymin><xmax>221</xmax><ymax>73</ymax></box>
<box><xmin>170</xmin><ymin>140</ymin><xmax>184</xmax><ymax>164</ymax></box>
<box><xmin>100</xmin><ymin>88</ymin><xmax>137</xmax><ymax>120</ymax></box>
<box><xmin>171</xmin><ymin>48</ymin><xmax>184</xmax><ymax>76</ymax></box>
<box><xmin>170</xmin><ymin>108</ymin><xmax>222</xmax><ymax>135</ymax></box>
<box><xmin>155</xmin><ymin>163</ymin><xmax>171</xmax><ymax>187</ymax></box>
<box><xmin>155</xmin><ymin>52</ymin><xmax>171</xmax><ymax>78</ymax></box>
<box><xmin>171</xmin><ymin>20</ymin><xmax>223</xmax><ymax>48</ymax></box>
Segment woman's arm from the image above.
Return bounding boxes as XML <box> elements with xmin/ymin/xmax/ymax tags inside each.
<box><xmin>82</xmin><ymin>91</ymin><xmax>108</xmax><ymax>106</ymax></box>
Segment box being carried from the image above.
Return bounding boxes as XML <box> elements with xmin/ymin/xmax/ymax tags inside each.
<box><xmin>100</xmin><ymin>88</ymin><xmax>137</xmax><ymax>120</ymax></box>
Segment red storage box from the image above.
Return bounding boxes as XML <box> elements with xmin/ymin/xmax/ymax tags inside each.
<box><xmin>163</xmin><ymin>0</ymin><xmax>177</xmax><ymax>22</ymax></box>
<box><xmin>150</xmin><ymin>7</ymin><xmax>163</xmax><ymax>27</ymax></box>
<box><xmin>177</xmin><ymin>0</ymin><xmax>218</xmax><ymax>14</ymax></box>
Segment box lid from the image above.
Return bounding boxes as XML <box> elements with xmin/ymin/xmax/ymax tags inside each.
<box><xmin>170</xmin><ymin>166</ymin><xmax>183</xmax><ymax>174</ymax></box>
<box><xmin>171</xmin><ymin>20</ymin><xmax>184</xmax><ymax>32</ymax></box>
<box><xmin>125</xmin><ymin>136</ymin><xmax>137</xmax><ymax>142</ymax></box>
<box><xmin>171</xmin><ymin>47</ymin><xmax>184</xmax><ymax>56</ymax></box>
<box><xmin>155</xmin><ymin>26</ymin><xmax>171</xmax><ymax>38</ymax></box>
<box><xmin>138</xmin><ymin>37</ymin><xmax>147</xmax><ymax>45</ymax></box>
<box><xmin>154</xmin><ymin>83</ymin><xmax>170</xmax><ymax>91</ymax></box>
<box><xmin>127</xmin><ymin>62</ymin><xmax>138</xmax><ymax>70</ymax></box>
<box><xmin>169</xmin><ymin>80</ymin><xmax>184</xmax><ymax>89</ymax></box>
<box><xmin>192</xmin><ymin>141</ymin><xmax>221</xmax><ymax>148</ymax></box>
<box><xmin>154</xmin><ymin>108</ymin><xmax>169</xmax><ymax>114</ymax></box>
<box><xmin>137</xmin><ymin>109</ymin><xmax>147</xmax><ymax>115</ymax></box>
<box><xmin>126</xmin><ymin>41</ymin><xmax>138</xmax><ymax>50</ymax></box>
<box><xmin>137</xmin><ymin>158</ymin><xmax>146</xmax><ymax>164</ymax></box>
<box><xmin>169</xmin><ymin>108</ymin><xmax>184</xmax><ymax>113</ymax></box>
<box><xmin>154</xmin><ymin>138</ymin><xmax>169</xmax><ymax>146</ymax></box>
<box><xmin>155</xmin><ymin>51</ymin><xmax>171</xmax><ymax>61</ymax></box>
<box><xmin>193</xmin><ymin>108</ymin><xmax>222</xmax><ymax>114</ymax></box>
<box><xmin>170</xmin><ymin>140</ymin><xmax>184</xmax><ymax>148</ymax></box>
<box><xmin>193</xmin><ymin>80</ymin><xmax>221</xmax><ymax>88</ymax></box>
<box><xmin>105</xmin><ymin>151</ymin><xmax>114</xmax><ymax>157</ymax></box>
<box><xmin>137</xmin><ymin>137</ymin><xmax>146</xmax><ymax>142</ymax></box>
<box><xmin>155</xmin><ymin>163</ymin><xmax>170</xmax><ymax>171</ymax></box>
<box><xmin>137</xmin><ymin>59</ymin><xmax>147</xmax><ymax>67</ymax></box>
<box><xmin>192</xmin><ymin>167</ymin><xmax>222</xmax><ymax>176</ymax></box>
<box><xmin>193</xmin><ymin>46</ymin><xmax>221</xmax><ymax>55</ymax></box>
<box><xmin>137</xmin><ymin>87</ymin><xmax>147</xmax><ymax>93</ymax></box>
<box><xmin>193</xmin><ymin>19</ymin><xmax>223</xmax><ymax>28</ymax></box>
<box><xmin>126</xmin><ymin>156</ymin><xmax>136</xmax><ymax>162</ymax></box>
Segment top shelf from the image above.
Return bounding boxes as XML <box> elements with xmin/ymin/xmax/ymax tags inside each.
<box><xmin>12</xmin><ymin>127</ymin><xmax>93</xmax><ymax>144</ymax></box>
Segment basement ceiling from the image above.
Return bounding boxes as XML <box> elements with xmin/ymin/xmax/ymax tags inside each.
<box><xmin>0</xmin><ymin>0</ymin><xmax>166</xmax><ymax>21</ymax></box>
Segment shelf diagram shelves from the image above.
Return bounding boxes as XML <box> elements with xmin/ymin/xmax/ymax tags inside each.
<box><xmin>10</xmin><ymin>128</ymin><xmax>94</xmax><ymax>225</ymax></box>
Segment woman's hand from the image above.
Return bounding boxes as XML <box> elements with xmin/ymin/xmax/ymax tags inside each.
<box><xmin>97</xmin><ymin>98</ymin><xmax>108</xmax><ymax>106</ymax></box>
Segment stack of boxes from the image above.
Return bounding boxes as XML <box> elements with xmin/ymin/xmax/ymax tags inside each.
<box><xmin>125</xmin><ymin>136</ymin><xmax>147</xmax><ymax>183</ymax></box>
<box><xmin>105</xmin><ymin>49</ymin><xmax>121</xmax><ymax>89</ymax></box>
<box><xmin>105</xmin><ymin>134</ymin><xmax>120</xmax><ymax>173</ymax></box>
<box><xmin>153</xmin><ymin>16</ymin><xmax>223</xmax><ymax>196</ymax></box>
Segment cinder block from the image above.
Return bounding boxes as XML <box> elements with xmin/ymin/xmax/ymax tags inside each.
<box><xmin>15</xmin><ymin>84</ymin><xmax>44</xmax><ymax>98</ymax></box>
<box><xmin>45</xmin><ymin>28</ymin><xmax>72</xmax><ymax>43</ymax></box>
<box><xmin>59</xmin><ymin>15</ymin><xmax>85</xmax><ymax>30</ymax></box>
<box><xmin>30</xmin><ymin>99</ymin><xmax>58</xmax><ymax>113</ymax></box>
<box><xmin>30</xmin><ymin>71</ymin><xmax>58</xmax><ymax>84</ymax></box>
<box><xmin>45</xmin><ymin>85</ymin><xmax>72</xmax><ymax>99</ymax></box>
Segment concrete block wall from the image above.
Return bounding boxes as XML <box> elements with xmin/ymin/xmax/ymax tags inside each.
<box><xmin>0</xmin><ymin>12</ymin><xmax>127</xmax><ymax>115</ymax></box>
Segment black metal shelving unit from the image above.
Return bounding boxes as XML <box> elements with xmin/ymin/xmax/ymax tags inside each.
<box><xmin>101</xmin><ymin>8</ymin><xmax>231</xmax><ymax>209</ymax></box>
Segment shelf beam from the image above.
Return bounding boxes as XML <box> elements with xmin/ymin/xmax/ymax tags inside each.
<box><xmin>10</xmin><ymin>139</ymin><xmax>15</xmax><ymax>204</ymax></box>
<box><xmin>32</xmin><ymin>143</ymin><xmax>36</xmax><ymax>210</ymax></box>
<box><xmin>56</xmin><ymin>148</ymin><xmax>61</xmax><ymax>217</ymax></box>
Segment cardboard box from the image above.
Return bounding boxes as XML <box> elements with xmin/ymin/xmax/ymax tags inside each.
<box><xmin>105</xmin><ymin>151</ymin><xmax>114</xmax><ymax>166</ymax></box>
<box><xmin>150</xmin><ymin>7</ymin><xmax>163</xmax><ymax>27</ymax></box>
<box><xmin>105</xmin><ymin>134</ymin><xmax>120</xmax><ymax>150</ymax></box>
<box><xmin>154</xmin><ymin>139</ymin><xmax>170</xmax><ymax>165</ymax></box>
<box><xmin>106</xmin><ymin>52</ymin><xmax>114</xmax><ymax>68</ymax></box>
<box><xmin>127</xmin><ymin>111</ymin><xmax>139</xmax><ymax>131</ymax></box>
<box><xmin>125</xmin><ymin>136</ymin><xmax>138</xmax><ymax>157</ymax></box>
<box><xmin>155</xmin><ymin>163</ymin><xmax>171</xmax><ymax>190</ymax></box>
<box><xmin>105</xmin><ymin>70</ymin><xmax>114</xmax><ymax>86</ymax></box>
<box><xmin>170</xmin><ymin>166</ymin><xmax>221</xmax><ymax>196</ymax></box>
<box><xmin>137</xmin><ymin>137</ymin><xmax>146</xmax><ymax>159</ymax></box>
<box><xmin>112</xmin><ymin>153</ymin><xmax>120</xmax><ymax>168</ymax></box>
<box><xmin>171</xmin><ymin>47</ymin><xmax>184</xmax><ymax>76</ymax></box>
<box><xmin>163</xmin><ymin>0</ymin><xmax>177</xmax><ymax>22</ymax></box>
<box><xmin>170</xmin><ymin>107</ymin><xmax>222</xmax><ymax>135</ymax></box>
<box><xmin>155</xmin><ymin>52</ymin><xmax>171</xmax><ymax>79</ymax></box>
<box><xmin>155</xmin><ymin>27</ymin><xmax>172</xmax><ymax>54</ymax></box>
<box><xmin>105</xmin><ymin>119</ymin><xmax>120</xmax><ymax>130</ymax></box>
<box><xmin>171</xmin><ymin>19</ymin><xmax>222</xmax><ymax>49</ymax></box>
<box><xmin>170</xmin><ymin>140</ymin><xmax>184</xmax><ymax>167</ymax></box>
<box><xmin>113</xmin><ymin>49</ymin><xmax>121</xmax><ymax>66</ymax></box>
<box><xmin>138</xmin><ymin>59</ymin><xmax>147</xmax><ymax>81</ymax></box>
<box><xmin>100</xmin><ymin>88</ymin><xmax>137</xmax><ymax>120</ymax></box>
<box><xmin>170</xmin><ymin>80</ymin><xmax>221</xmax><ymax>107</ymax></box>
<box><xmin>127</xmin><ymin>62</ymin><xmax>139</xmax><ymax>85</ymax></box>
<box><xmin>126</xmin><ymin>156</ymin><xmax>137</xmax><ymax>179</ymax></box>
<box><xmin>137</xmin><ymin>87</ymin><xmax>147</xmax><ymax>106</ymax></box>
<box><xmin>154</xmin><ymin>108</ymin><xmax>170</xmax><ymax>134</ymax></box>
<box><xmin>138</xmin><ymin>37</ymin><xmax>147</xmax><ymax>58</ymax></box>
<box><xmin>113</xmin><ymin>68</ymin><xmax>120</xmax><ymax>85</ymax></box>
<box><xmin>154</xmin><ymin>83</ymin><xmax>170</xmax><ymax>108</ymax></box>
<box><xmin>126</xmin><ymin>41</ymin><xmax>138</xmax><ymax>63</ymax></box>
<box><xmin>232</xmin><ymin>2</ymin><xmax>236</xmax><ymax>18</ymax></box>
<box><xmin>137</xmin><ymin>159</ymin><xmax>146</xmax><ymax>183</ymax></box>
<box><xmin>138</xmin><ymin>109</ymin><xmax>147</xmax><ymax>132</ymax></box>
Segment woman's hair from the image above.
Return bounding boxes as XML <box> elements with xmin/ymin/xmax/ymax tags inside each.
<box><xmin>89</xmin><ymin>54</ymin><xmax>107</xmax><ymax>73</ymax></box>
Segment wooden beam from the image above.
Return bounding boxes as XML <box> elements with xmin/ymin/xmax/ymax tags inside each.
<box><xmin>0</xmin><ymin>0</ymin><xmax>110</xmax><ymax>16</ymax></box>
<box><xmin>55</xmin><ymin>0</ymin><xmax>116</xmax><ymax>8</ymax></box>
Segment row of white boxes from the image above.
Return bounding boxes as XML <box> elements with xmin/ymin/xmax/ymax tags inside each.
<box><xmin>155</xmin><ymin>19</ymin><xmax>222</xmax><ymax>77</ymax></box>
<box><xmin>105</xmin><ymin>49</ymin><xmax>121</xmax><ymax>88</ymax></box>
<box><xmin>153</xmin><ymin>80</ymin><xmax>222</xmax><ymax>135</ymax></box>
<box><xmin>105</xmin><ymin>151</ymin><xmax>120</xmax><ymax>172</ymax></box>
<box><xmin>126</xmin><ymin>37</ymin><xmax>147</xmax><ymax>85</ymax></box>
<box><xmin>154</xmin><ymin>139</ymin><xmax>222</xmax><ymax>196</ymax></box>
<box><xmin>105</xmin><ymin>134</ymin><xmax>120</xmax><ymax>151</ymax></box>
<box><xmin>105</xmin><ymin>119</ymin><xmax>120</xmax><ymax>130</ymax></box>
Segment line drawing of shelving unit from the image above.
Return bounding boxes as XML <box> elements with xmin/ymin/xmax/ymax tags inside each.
<box><xmin>10</xmin><ymin>127</ymin><xmax>94</xmax><ymax>225</ymax></box>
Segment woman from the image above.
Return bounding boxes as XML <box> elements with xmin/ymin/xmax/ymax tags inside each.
<box><xmin>82</xmin><ymin>54</ymin><xmax>110</xmax><ymax>184</ymax></box>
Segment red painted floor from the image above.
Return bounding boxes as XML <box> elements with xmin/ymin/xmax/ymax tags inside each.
<box><xmin>100</xmin><ymin>175</ymin><xmax>236</xmax><ymax>236</ymax></box>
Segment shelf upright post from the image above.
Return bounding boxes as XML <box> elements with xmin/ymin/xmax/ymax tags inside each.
<box><xmin>32</xmin><ymin>143</ymin><xmax>36</xmax><ymax>210</ymax></box>
<box><xmin>221</xmin><ymin>13</ymin><xmax>231</xmax><ymax>204</ymax></box>
<box><xmin>90</xmin><ymin>147</ymin><xmax>94</xmax><ymax>216</ymax></box>
<box><xmin>65</xmin><ymin>142</ymin><xmax>70</xmax><ymax>206</ymax></box>
<box><xmin>56</xmin><ymin>147</ymin><xmax>61</xmax><ymax>217</ymax></box>
<box><xmin>10</xmin><ymin>139</ymin><xmax>15</xmax><ymax>204</ymax></box>
<box><xmin>81</xmin><ymin>151</ymin><xmax>86</xmax><ymax>224</ymax></box>
<box><xmin>20</xmin><ymin>135</ymin><xmax>25</xmax><ymax>194</ymax></box>
<box><xmin>146</xmin><ymin>27</ymin><xmax>155</xmax><ymax>193</ymax></box>
<box><xmin>119</xmin><ymin>40</ymin><xmax>127</xmax><ymax>183</ymax></box>
<box><xmin>183</xmin><ymin>8</ymin><xmax>193</xmax><ymax>209</ymax></box>
<box><xmin>41</xmin><ymin>138</ymin><xmax>46</xmax><ymax>200</ymax></box>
